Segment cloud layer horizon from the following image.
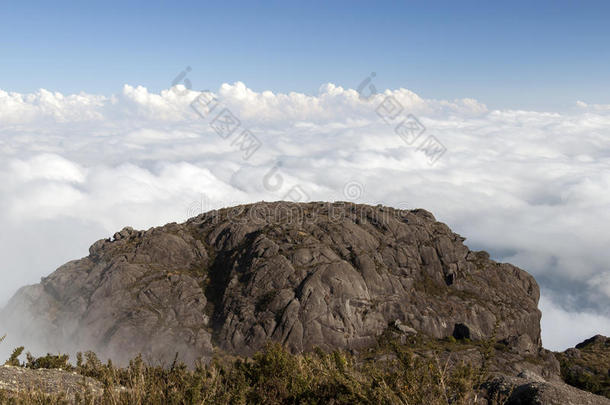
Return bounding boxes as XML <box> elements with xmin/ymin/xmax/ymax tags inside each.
<box><xmin>1</xmin><ymin>81</ymin><xmax>609</xmax><ymax>351</ymax></box>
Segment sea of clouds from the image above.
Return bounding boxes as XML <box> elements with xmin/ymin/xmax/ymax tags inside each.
<box><xmin>0</xmin><ymin>80</ymin><xmax>609</xmax><ymax>351</ymax></box>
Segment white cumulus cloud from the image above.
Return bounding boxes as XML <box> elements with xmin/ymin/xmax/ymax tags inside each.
<box><xmin>0</xmin><ymin>82</ymin><xmax>608</xmax><ymax>351</ymax></box>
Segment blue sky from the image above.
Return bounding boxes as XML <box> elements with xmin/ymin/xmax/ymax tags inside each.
<box><xmin>1</xmin><ymin>0</ymin><xmax>609</xmax><ymax>110</ymax></box>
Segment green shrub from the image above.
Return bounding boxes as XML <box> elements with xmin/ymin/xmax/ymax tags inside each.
<box><xmin>5</xmin><ymin>346</ymin><xmax>24</xmax><ymax>366</ymax></box>
<box><xmin>26</xmin><ymin>352</ymin><xmax>72</xmax><ymax>370</ymax></box>
<box><xmin>0</xmin><ymin>336</ymin><xmax>506</xmax><ymax>404</ymax></box>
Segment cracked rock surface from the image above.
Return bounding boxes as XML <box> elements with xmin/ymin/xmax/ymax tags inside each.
<box><xmin>2</xmin><ymin>202</ymin><xmax>541</xmax><ymax>365</ymax></box>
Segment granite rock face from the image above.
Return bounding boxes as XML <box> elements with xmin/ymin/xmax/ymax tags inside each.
<box><xmin>486</xmin><ymin>374</ymin><xmax>610</xmax><ymax>405</ymax></box>
<box><xmin>1</xmin><ymin>202</ymin><xmax>542</xmax><ymax>365</ymax></box>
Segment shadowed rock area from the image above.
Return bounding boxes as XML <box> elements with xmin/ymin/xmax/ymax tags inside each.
<box><xmin>2</xmin><ymin>202</ymin><xmax>542</xmax><ymax>365</ymax></box>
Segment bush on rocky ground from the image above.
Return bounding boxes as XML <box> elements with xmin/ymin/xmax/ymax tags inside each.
<box><xmin>0</xmin><ymin>337</ymin><xmax>504</xmax><ymax>405</ymax></box>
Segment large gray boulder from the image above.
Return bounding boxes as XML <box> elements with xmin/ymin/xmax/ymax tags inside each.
<box><xmin>1</xmin><ymin>202</ymin><xmax>542</xmax><ymax>365</ymax></box>
<box><xmin>485</xmin><ymin>374</ymin><xmax>610</xmax><ymax>405</ymax></box>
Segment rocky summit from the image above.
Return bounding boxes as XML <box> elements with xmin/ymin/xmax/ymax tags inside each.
<box><xmin>2</xmin><ymin>202</ymin><xmax>542</xmax><ymax>365</ymax></box>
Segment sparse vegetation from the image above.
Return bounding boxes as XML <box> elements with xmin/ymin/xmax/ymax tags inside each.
<box><xmin>5</xmin><ymin>346</ymin><xmax>24</xmax><ymax>367</ymax></box>
<box><xmin>555</xmin><ymin>336</ymin><xmax>610</xmax><ymax>399</ymax></box>
<box><xmin>0</xmin><ymin>336</ymin><xmax>509</xmax><ymax>404</ymax></box>
<box><xmin>26</xmin><ymin>352</ymin><xmax>72</xmax><ymax>371</ymax></box>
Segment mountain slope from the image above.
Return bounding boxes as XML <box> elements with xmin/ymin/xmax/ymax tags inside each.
<box><xmin>2</xmin><ymin>202</ymin><xmax>541</xmax><ymax>365</ymax></box>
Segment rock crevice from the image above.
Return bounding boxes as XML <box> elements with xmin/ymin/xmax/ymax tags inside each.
<box><xmin>2</xmin><ymin>202</ymin><xmax>541</xmax><ymax>365</ymax></box>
